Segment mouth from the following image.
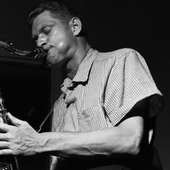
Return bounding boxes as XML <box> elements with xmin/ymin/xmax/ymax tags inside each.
<box><xmin>46</xmin><ymin>47</ymin><xmax>58</xmax><ymax>64</ymax></box>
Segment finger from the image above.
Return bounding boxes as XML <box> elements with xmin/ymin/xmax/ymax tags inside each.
<box><xmin>0</xmin><ymin>141</ymin><xmax>10</xmax><ymax>148</ymax></box>
<box><xmin>0</xmin><ymin>132</ymin><xmax>11</xmax><ymax>141</ymax></box>
<box><xmin>0</xmin><ymin>123</ymin><xmax>11</xmax><ymax>133</ymax></box>
<box><xmin>0</xmin><ymin>149</ymin><xmax>13</xmax><ymax>155</ymax></box>
<box><xmin>6</xmin><ymin>112</ymin><xmax>24</xmax><ymax>126</ymax></box>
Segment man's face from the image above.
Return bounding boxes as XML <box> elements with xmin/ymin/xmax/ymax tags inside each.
<box><xmin>32</xmin><ymin>11</ymin><xmax>75</xmax><ymax>66</ymax></box>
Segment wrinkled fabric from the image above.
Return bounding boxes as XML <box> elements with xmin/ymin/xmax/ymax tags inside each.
<box><xmin>50</xmin><ymin>48</ymin><xmax>164</xmax><ymax>170</ymax></box>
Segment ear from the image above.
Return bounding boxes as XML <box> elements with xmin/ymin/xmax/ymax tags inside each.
<box><xmin>69</xmin><ymin>17</ymin><xmax>82</xmax><ymax>36</ymax></box>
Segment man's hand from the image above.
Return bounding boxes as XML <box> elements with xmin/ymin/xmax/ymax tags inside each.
<box><xmin>0</xmin><ymin>112</ymin><xmax>40</xmax><ymax>156</ymax></box>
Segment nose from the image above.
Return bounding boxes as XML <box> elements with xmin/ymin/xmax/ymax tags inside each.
<box><xmin>37</xmin><ymin>33</ymin><xmax>47</xmax><ymax>47</ymax></box>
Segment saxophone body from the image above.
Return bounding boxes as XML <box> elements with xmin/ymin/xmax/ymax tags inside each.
<box><xmin>0</xmin><ymin>98</ymin><xmax>19</xmax><ymax>170</ymax></box>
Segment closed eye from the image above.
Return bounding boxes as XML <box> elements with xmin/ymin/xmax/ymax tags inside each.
<box><xmin>42</xmin><ymin>26</ymin><xmax>52</xmax><ymax>35</ymax></box>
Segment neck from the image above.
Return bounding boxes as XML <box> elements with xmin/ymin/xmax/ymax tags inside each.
<box><xmin>66</xmin><ymin>40</ymin><xmax>91</xmax><ymax>79</ymax></box>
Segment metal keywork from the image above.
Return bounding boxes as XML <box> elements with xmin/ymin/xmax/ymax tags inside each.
<box><xmin>0</xmin><ymin>98</ymin><xmax>20</xmax><ymax>170</ymax></box>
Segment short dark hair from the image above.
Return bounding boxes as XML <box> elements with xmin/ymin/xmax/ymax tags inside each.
<box><xmin>28</xmin><ymin>1</ymin><xmax>86</xmax><ymax>36</ymax></box>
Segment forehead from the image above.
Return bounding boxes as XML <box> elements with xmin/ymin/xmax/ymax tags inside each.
<box><xmin>32</xmin><ymin>11</ymin><xmax>59</xmax><ymax>37</ymax></box>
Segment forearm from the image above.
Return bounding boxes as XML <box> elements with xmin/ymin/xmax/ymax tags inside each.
<box><xmin>37</xmin><ymin>125</ymin><xmax>140</xmax><ymax>159</ymax></box>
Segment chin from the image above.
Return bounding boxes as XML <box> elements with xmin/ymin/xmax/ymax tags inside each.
<box><xmin>46</xmin><ymin>55</ymin><xmax>58</xmax><ymax>65</ymax></box>
<box><xmin>46</xmin><ymin>55</ymin><xmax>69</xmax><ymax>68</ymax></box>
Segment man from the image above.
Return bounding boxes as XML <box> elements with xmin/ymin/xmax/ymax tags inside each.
<box><xmin>0</xmin><ymin>1</ymin><xmax>164</xmax><ymax>170</ymax></box>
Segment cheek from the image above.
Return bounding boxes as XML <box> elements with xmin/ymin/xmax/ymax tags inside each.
<box><xmin>51</xmin><ymin>30</ymin><xmax>70</xmax><ymax>52</ymax></box>
<box><xmin>46</xmin><ymin>29</ymin><xmax>73</xmax><ymax>65</ymax></box>
<box><xmin>56</xmin><ymin>39</ymin><xmax>68</xmax><ymax>52</ymax></box>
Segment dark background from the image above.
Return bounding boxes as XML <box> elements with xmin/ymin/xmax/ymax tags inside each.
<box><xmin>0</xmin><ymin>0</ymin><xmax>169</xmax><ymax>169</ymax></box>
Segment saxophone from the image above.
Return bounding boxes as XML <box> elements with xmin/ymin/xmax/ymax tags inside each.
<box><xmin>0</xmin><ymin>38</ymin><xmax>49</xmax><ymax>169</ymax></box>
<box><xmin>0</xmin><ymin>97</ymin><xmax>20</xmax><ymax>170</ymax></box>
<box><xmin>0</xmin><ymin>38</ymin><xmax>48</xmax><ymax>62</ymax></box>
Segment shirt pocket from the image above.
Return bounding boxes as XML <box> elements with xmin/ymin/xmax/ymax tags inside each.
<box><xmin>78</xmin><ymin>104</ymin><xmax>108</xmax><ymax>132</ymax></box>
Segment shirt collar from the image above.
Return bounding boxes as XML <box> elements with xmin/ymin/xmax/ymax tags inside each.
<box><xmin>72</xmin><ymin>48</ymin><xmax>97</xmax><ymax>82</ymax></box>
<box><xmin>61</xmin><ymin>48</ymin><xmax>98</xmax><ymax>93</ymax></box>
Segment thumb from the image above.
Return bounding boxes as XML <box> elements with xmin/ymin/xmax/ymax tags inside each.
<box><xmin>6</xmin><ymin>112</ymin><xmax>24</xmax><ymax>126</ymax></box>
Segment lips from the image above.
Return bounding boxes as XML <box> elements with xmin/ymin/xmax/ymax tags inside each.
<box><xmin>48</xmin><ymin>47</ymin><xmax>55</xmax><ymax>55</ymax></box>
<box><xmin>46</xmin><ymin>47</ymin><xmax>58</xmax><ymax>64</ymax></box>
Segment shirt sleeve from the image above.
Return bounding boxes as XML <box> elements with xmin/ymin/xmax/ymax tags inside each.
<box><xmin>104</xmin><ymin>50</ymin><xmax>164</xmax><ymax>126</ymax></box>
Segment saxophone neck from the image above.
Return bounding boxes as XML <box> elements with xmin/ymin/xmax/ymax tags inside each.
<box><xmin>0</xmin><ymin>98</ymin><xmax>7</xmax><ymax>123</ymax></box>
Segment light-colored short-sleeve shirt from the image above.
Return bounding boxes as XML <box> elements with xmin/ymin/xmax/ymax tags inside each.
<box><xmin>50</xmin><ymin>48</ymin><xmax>163</xmax><ymax>170</ymax></box>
